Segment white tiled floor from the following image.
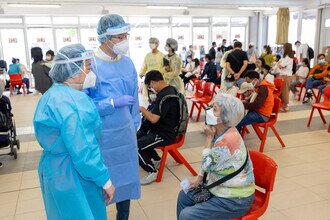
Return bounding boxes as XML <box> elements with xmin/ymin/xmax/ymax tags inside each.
<box><xmin>0</xmin><ymin>93</ymin><xmax>329</xmax><ymax>220</ymax></box>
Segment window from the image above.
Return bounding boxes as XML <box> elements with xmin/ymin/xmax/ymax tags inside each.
<box><xmin>80</xmin><ymin>28</ymin><xmax>99</xmax><ymax>51</ymax></box>
<box><xmin>27</xmin><ymin>28</ymin><xmax>54</xmax><ymax>57</ymax></box>
<box><xmin>79</xmin><ymin>17</ymin><xmax>101</xmax><ymax>27</ymax></box>
<box><xmin>53</xmin><ymin>17</ymin><xmax>79</xmax><ymax>25</ymax></box>
<box><xmin>0</xmin><ymin>29</ymin><xmax>27</xmax><ymax>66</ymax></box>
<box><xmin>26</xmin><ymin>17</ymin><xmax>51</xmax><ymax>25</ymax></box>
<box><xmin>172</xmin><ymin>17</ymin><xmax>191</xmax><ymax>50</ymax></box>
<box><xmin>301</xmin><ymin>10</ymin><xmax>317</xmax><ymax>49</ymax></box>
<box><xmin>212</xmin><ymin>17</ymin><xmax>229</xmax><ymax>45</ymax></box>
<box><xmin>268</xmin><ymin>15</ymin><xmax>277</xmax><ymax>46</ymax></box>
<box><xmin>193</xmin><ymin>27</ymin><xmax>208</xmax><ymax>59</ymax></box>
<box><xmin>55</xmin><ymin>28</ymin><xmax>78</xmax><ymax>50</ymax></box>
<box><xmin>289</xmin><ymin>12</ymin><xmax>298</xmax><ymax>44</ymax></box>
<box><xmin>0</xmin><ymin>18</ymin><xmax>23</xmax><ymax>24</ymax></box>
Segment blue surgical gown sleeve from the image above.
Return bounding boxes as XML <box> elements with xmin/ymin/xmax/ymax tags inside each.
<box><xmin>130</xmin><ymin>67</ymin><xmax>141</xmax><ymax>131</ymax></box>
<box><xmin>55</xmin><ymin>100</ymin><xmax>111</xmax><ymax>188</ymax></box>
<box><xmin>85</xmin><ymin>89</ymin><xmax>115</xmax><ymax>117</ymax></box>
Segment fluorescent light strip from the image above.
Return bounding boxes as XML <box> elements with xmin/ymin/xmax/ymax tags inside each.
<box><xmin>238</xmin><ymin>6</ymin><xmax>273</xmax><ymax>10</ymax></box>
<box><xmin>147</xmin><ymin>5</ymin><xmax>188</xmax><ymax>10</ymax></box>
<box><xmin>8</xmin><ymin>3</ymin><xmax>62</xmax><ymax>8</ymax></box>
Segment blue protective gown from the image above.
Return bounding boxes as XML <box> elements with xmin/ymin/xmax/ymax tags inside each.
<box><xmin>34</xmin><ymin>83</ymin><xmax>110</xmax><ymax>220</ymax></box>
<box><xmin>85</xmin><ymin>54</ymin><xmax>141</xmax><ymax>203</ymax></box>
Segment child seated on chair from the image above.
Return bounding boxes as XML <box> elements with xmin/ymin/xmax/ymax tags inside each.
<box><xmin>290</xmin><ymin>58</ymin><xmax>310</xmax><ymax>99</ymax></box>
<box><xmin>138</xmin><ymin>70</ymin><xmax>180</xmax><ymax>185</ymax></box>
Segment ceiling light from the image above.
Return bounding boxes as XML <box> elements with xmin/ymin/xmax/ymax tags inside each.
<box><xmin>238</xmin><ymin>6</ymin><xmax>273</xmax><ymax>11</ymax></box>
<box><xmin>8</xmin><ymin>3</ymin><xmax>62</xmax><ymax>8</ymax></box>
<box><xmin>147</xmin><ymin>5</ymin><xmax>188</xmax><ymax>10</ymax></box>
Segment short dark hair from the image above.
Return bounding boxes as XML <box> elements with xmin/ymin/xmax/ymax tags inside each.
<box><xmin>46</xmin><ymin>50</ymin><xmax>55</xmax><ymax>57</ymax></box>
<box><xmin>295</xmin><ymin>41</ymin><xmax>301</xmax><ymax>45</ymax></box>
<box><xmin>234</xmin><ymin>41</ymin><xmax>242</xmax><ymax>48</ymax></box>
<box><xmin>194</xmin><ymin>58</ymin><xmax>200</xmax><ymax>67</ymax></box>
<box><xmin>12</xmin><ymin>58</ymin><xmax>17</xmax><ymax>64</ymax></box>
<box><xmin>225</xmin><ymin>74</ymin><xmax>235</xmax><ymax>82</ymax></box>
<box><xmin>205</xmin><ymin>54</ymin><xmax>211</xmax><ymax>60</ymax></box>
<box><xmin>245</xmin><ymin>70</ymin><xmax>260</xmax><ymax>80</ymax></box>
<box><xmin>31</xmin><ymin>47</ymin><xmax>43</xmax><ymax>63</ymax></box>
<box><xmin>222</xmin><ymin>39</ymin><xmax>227</xmax><ymax>42</ymax></box>
<box><xmin>144</xmin><ymin>70</ymin><xmax>164</xmax><ymax>85</ymax></box>
<box><xmin>212</xmin><ymin>42</ymin><xmax>216</xmax><ymax>46</ymax></box>
<box><xmin>276</xmin><ymin>54</ymin><xmax>281</xmax><ymax>60</ymax></box>
<box><xmin>318</xmin><ymin>54</ymin><xmax>326</xmax><ymax>59</ymax></box>
<box><xmin>264</xmin><ymin>65</ymin><xmax>271</xmax><ymax>72</ymax></box>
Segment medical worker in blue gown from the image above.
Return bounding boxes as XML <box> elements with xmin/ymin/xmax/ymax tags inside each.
<box><xmin>34</xmin><ymin>44</ymin><xmax>115</xmax><ymax>220</ymax></box>
<box><xmin>85</xmin><ymin>14</ymin><xmax>140</xmax><ymax>220</ymax></box>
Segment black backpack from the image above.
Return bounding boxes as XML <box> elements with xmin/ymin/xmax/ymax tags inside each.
<box><xmin>307</xmin><ymin>45</ymin><xmax>314</xmax><ymax>59</ymax></box>
<box><xmin>159</xmin><ymin>89</ymin><xmax>188</xmax><ymax>135</ymax></box>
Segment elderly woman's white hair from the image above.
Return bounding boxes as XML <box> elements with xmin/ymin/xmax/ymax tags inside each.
<box><xmin>214</xmin><ymin>93</ymin><xmax>244</xmax><ymax>127</ymax></box>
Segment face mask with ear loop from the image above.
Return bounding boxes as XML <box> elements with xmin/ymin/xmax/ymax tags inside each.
<box><xmin>56</xmin><ymin>50</ymin><xmax>97</xmax><ymax>90</ymax></box>
<box><xmin>205</xmin><ymin>106</ymin><xmax>220</xmax><ymax>125</ymax></box>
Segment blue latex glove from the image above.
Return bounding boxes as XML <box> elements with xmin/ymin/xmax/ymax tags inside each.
<box><xmin>113</xmin><ymin>95</ymin><xmax>136</xmax><ymax>108</ymax></box>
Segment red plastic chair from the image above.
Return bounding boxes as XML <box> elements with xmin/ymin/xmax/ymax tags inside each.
<box><xmin>186</xmin><ymin>80</ymin><xmax>205</xmax><ymax>100</ymax></box>
<box><xmin>298</xmin><ymin>83</ymin><xmax>319</xmax><ymax>102</ymax></box>
<box><xmin>9</xmin><ymin>74</ymin><xmax>26</xmax><ymax>96</ymax></box>
<box><xmin>189</xmin><ymin>82</ymin><xmax>216</xmax><ymax>122</ymax></box>
<box><xmin>242</xmin><ymin>98</ymin><xmax>285</xmax><ymax>152</ymax></box>
<box><xmin>186</xmin><ymin>77</ymin><xmax>198</xmax><ymax>90</ymax></box>
<box><xmin>232</xmin><ymin>150</ymin><xmax>278</xmax><ymax>220</ymax></box>
<box><xmin>156</xmin><ymin>134</ymin><xmax>197</xmax><ymax>182</ymax></box>
<box><xmin>296</xmin><ymin>82</ymin><xmax>306</xmax><ymax>101</ymax></box>
<box><xmin>273</xmin><ymin>78</ymin><xmax>286</xmax><ymax>112</ymax></box>
<box><xmin>307</xmin><ymin>85</ymin><xmax>330</xmax><ymax>133</ymax></box>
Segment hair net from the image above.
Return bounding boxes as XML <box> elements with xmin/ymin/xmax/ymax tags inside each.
<box><xmin>149</xmin><ymin>37</ymin><xmax>160</xmax><ymax>45</ymax></box>
<box><xmin>50</xmin><ymin>44</ymin><xmax>93</xmax><ymax>83</ymax></box>
<box><xmin>97</xmin><ymin>14</ymin><xmax>130</xmax><ymax>43</ymax></box>
<box><xmin>214</xmin><ymin>93</ymin><xmax>244</xmax><ymax>127</ymax></box>
<box><xmin>166</xmin><ymin>38</ymin><xmax>178</xmax><ymax>51</ymax></box>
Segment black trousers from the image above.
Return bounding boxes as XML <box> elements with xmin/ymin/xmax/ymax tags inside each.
<box><xmin>183</xmin><ymin>74</ymin><xmax>197</xmax><ymax>86</ymax></box>
<box><xmin>137</xmin><ymin>129</ymin><xmax>173</xmax><ymax>173</ymax></box>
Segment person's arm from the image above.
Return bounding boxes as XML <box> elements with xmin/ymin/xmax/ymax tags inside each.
<box><xmin>131</xmin><ymin>67</ymin><xmax>141</xmax><ymax>130</ymax></box>
<box><xmin>139</xmin><ymin>56</ymin><xmax>148</xmax><ymax>78</ymax></box>
<box><xmin>237</xmin><ymin>60</ymin><xmax>248</xmax><ymax>76</ymax></box>
<box><xmin>209</xmin><ymin>63</ymin><xmax>218</xmax><ymax>81</ymax></box>
<box><xmin>140</xmin><ymin>106</ymin><xmax>160</xmax><ymax>124</ymax></box>
<box><xmin>244</xmin><ymin>86</ymin><xmax>268</xmax><ymax>111</ymax></box>
<box><xmin>56</xmin><ymin>103</ymin><xmax>111</xmax><ymax>189</ymax></box>
<box><xmin>226</xmin><ymin>62</ymin><xmax>235</xmax><ymax>75</ymax></box>
<box><xmin>314</xmin><ymin>64</ymin><xmax>329</xmax><ymax>79</ymax></box>
<box><xmin>200</xmin><ymin>65</ymin><xmax>207</xmax><ymax>79</ymax></box>
<box><xmin>308</xmin><ymin>65</ymin><xmax>317</xmax><ymax>77</ymax></box>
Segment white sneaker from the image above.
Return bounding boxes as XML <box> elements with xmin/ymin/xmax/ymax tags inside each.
<box><xmin>140</xmin><ymin>172</ymin><xmax>158</xmax><ymax>185</ymax></box>
<box><xmin>153</xmin><ymin>160</ymin><xmax>161</xmax><ymax>170</ymax></box>
<box><xmin>33</xmin><ymin>90</ymin><xmax>40</xmax><ymax>96</ymax></box>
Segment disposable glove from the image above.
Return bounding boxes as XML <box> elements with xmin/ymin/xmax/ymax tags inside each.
<box><xmin>113</xmin><ymin>95</ymin><xmax>136</xmax><ymax>108</ymax></box>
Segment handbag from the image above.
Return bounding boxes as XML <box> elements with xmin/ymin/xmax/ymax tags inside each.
<box><xmin>192</xmin><ymin>148</ymin><xmax>249</xmax><ymax>204</ymax></box>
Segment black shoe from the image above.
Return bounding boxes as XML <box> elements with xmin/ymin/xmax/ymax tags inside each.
<box><xmin>17</xmin><ymin>91</ymin><xmax>22</xmax><ymax>95</ymax></box>
<box><xmin>306</xmin><ymin>92</ymin><xmax>313</xmax><ymax>98</ymax></box>
<box><xmin>0</xmin><ymin>162</ymin><xmax>3</xmax><ymax>168</ymax></box>
<box><xmin>27</xmin><ymin>91</ymin><xmax>33</xmax><ymax>94</ymax></box>
<box><xmin>303</xmin><ymin>97</ymin><xmax>310</xmax><ymax>104</ymax></box>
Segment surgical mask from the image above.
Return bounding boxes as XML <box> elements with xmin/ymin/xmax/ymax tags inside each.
<box><xmin>225</xmin><ymin>82</ymin><xmax>234</xmax><ymax>88</ymax></box>
<box><xmin>83</xmin><ymin>70</ymin><xmax>97</xmax><ymax>89</ymax></box>
<box><xmin>112</xmin><ymin>40</ymin><xmax>129</xmax><ymax>55</ymax></box>
<box><xmin>150</xmin><ymin>43</ymin><xmax>157</xmax><ymax>50</ymax></box>
<box><xmin>319</xmin><ymin>59</ymin><xmax>325</xmax><ymax>65</ymax></box>
<box><xmin>165</xmin><ymin>46</ymin><xmax>170</xmax><ymax>52</ymax></box>
<box><xmin>205</xmin><ymin>108</ymin><xmax>218</xmax><ymax>125</ymax></box>
<box><xmin>148</xmin><ymin>89</ymin><xmax>157</xmax><ymax>103</ymax></box>
<box><xmin>149</xmin><ymin>88</ymin><xmax>157</xmax><ymax>94</ymax></box>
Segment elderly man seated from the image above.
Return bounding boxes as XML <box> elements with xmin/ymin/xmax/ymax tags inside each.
<box><xmin>236</xmin><ymin>70</ymin><xmax>275</xmax><ymax>133</ymax></box>
<box><xmin>138</xmin><ymin>70</ymin><xmax>180</xmax><ymax>185</ymax></box>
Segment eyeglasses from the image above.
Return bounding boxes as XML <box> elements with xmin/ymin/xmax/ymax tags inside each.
<box><xmin>111</xmin><ymin>33</ymin><xmax>130</xmax><ymax>40</ymax></box>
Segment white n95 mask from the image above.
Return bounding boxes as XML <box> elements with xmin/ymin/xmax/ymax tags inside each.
<box><xmin>205</xmin><ymin>108</ymin><xmax>218</xmax><ymax>125</ymax></box>
<box><xmin>83</xmin><ymin>70</ymin><xmax>97</xmax><ymax>89</ymax></box>
<box><xmin>113</xmin><ymin>40</ymin><xmax>129</xmax><ymax>55</ymax></box>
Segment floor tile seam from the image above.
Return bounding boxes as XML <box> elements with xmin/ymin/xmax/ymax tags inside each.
<box><xmin>14</xmin><ymin>207</ymin><xmax>45</xmax><ymax>217</ymax></box>
<box><xmin>0</xmin><ymin>186</ymin><xmax>40</xmax><ymax>195</ymax></box>
<box><xmin>259</xmin><ymin>140</ymin><xmax>330</xmax><ymax>153</ymax></box>
<box><xmin>137</xmin><ymin>200</ymin><xmax>151</xmax><ymax>220</ymax></box>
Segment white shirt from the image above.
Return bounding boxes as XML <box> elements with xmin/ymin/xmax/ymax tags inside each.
<box><xmin>296</xmin><ymin>66</ymin><xmax>309</xmax><ymax>83</ymax></box>
<box><xmin>296</xmin><ymin>44</ymin><xmax>308</xmax><ymax>61</ymax></box>
<box><xmin>265</xmin><ymin>74</ymin><xmax>275</xmax><ymax>84</ymax></box>
<box><xmin>278</xmin><ymin>56</ymin><xmax>293</xmax><ymax>76</ymax></box>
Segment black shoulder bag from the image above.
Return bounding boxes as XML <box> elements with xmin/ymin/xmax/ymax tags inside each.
<box><xmin>192</xmin><ymin>148</ymin><xmax>249</xmax><ymax>204</ymax></box>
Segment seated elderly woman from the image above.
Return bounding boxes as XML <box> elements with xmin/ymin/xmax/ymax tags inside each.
<box><xmin>177</xmin><ymin>93</ymin><xmax>255</xmax><ymax>220</ymax></box>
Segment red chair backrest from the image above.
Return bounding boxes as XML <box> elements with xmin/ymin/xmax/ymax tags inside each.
<box><xmin>194</xmin><ymin>80</ymin><xmax>205</xmax><ymax>97</ymax></box>
<box><xmin>273</xmin><ymin>78</ymin><xmax>284</xmax><ymax>97</ymax></box>
<box><xmin>323</xmin><ymin>85</ymin><xmax>330</xmax><ymax>104</ymax></box>
<box><xmin>271</xmin><ymin>97</ymin><xmax>281</xmax><ymax>120</ymax></box>
<box><xmin>9</xmin><ymin>74</ymin><xmax>23</xmax><ymax>86</ymax></box>
<box><xmin>249</xmin><ymin>150</ymin><xmax>277</xmax><ymax>192</ymax></box>
<box><xmin>203</xmin><ymin>82</ymin><xmax>216</xmax><ymax>100</ymax></box>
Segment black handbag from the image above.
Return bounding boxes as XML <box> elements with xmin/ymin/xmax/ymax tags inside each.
<box><xmin>192</xmin><ymin>148</ymin><xmax>249</xmax><ymax>204</ymax></box>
